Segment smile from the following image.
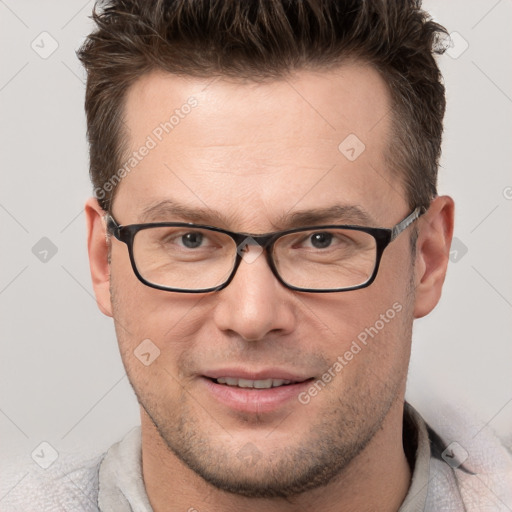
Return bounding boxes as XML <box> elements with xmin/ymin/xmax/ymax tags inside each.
<box><xmin>202</xmin><ymin>373</ymin><xmax>314</xmax><ymax>414</ymax></box>
<box><xmin>214</xmin><ymin>377</ymin><xmax>295</xmax><ymax>388</ymax></box>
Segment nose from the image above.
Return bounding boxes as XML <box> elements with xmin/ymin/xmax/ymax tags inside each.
<box><xmin>213</xmin><ymin>245</ymin><xmax>296</xmax><ymax>342</ymax></box>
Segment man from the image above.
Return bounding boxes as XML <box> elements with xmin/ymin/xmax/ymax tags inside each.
<box><xmin>3</xmin><ymin>0</ymin><xmax>511</xmax><ymax>511</ymax></box>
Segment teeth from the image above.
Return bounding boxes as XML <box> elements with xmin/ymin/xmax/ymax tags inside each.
<box><xmin>215</xmin><ymin>377</ymin><xmax>293</xmax><ymax>388</ymax></box>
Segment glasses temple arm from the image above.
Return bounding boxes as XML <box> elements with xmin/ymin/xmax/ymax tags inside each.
<box><xmin>390</xmin><ymin>206</ymin><xmax>425</xmax><ymax>241</ymax></box>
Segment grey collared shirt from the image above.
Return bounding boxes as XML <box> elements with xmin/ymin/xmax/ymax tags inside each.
<box><xmin>96</xmin><ymin>404</ymin><xmax>458</xmax><ymax>511</ymax></box>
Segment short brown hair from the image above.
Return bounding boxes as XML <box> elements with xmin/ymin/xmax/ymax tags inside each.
<box><xmin>78</xmin><ymin>0</ymin><xmax>448</xmax><ymax>212</ymax></box>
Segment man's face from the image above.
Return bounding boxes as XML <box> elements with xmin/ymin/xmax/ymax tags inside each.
<box><xmin>105</xmin><ymin>64</ymin><xmax>418</xmax><ymax>496</ymax></box>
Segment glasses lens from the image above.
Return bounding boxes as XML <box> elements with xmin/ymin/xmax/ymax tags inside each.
<box><xmin>273</xmin><ymin>228</ymin><xmax>377</xmax><ymax>290</ymax></box>
<box><xmin>132</xmin><ymin>226</ymin><xmax>236</xmax><ymax>290</ymax></box>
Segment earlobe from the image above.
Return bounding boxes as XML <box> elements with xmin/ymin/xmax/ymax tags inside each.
<box><xmin>413</xmin><ymin>196</ymin><xmax>455</xmax><ymax>319</ymax></box>
<box><xmin>85</xmin><ymin>197</ymin><xmax>113</xmax><ymax>317</ymax></box>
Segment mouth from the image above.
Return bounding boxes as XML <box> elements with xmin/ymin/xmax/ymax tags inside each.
<box><xmin>211</xmin><ymin>377</ymin><xmax>302</xmax><ymax>389</ymax></box>
<box><xmin>201</xmin><ymin>371</ymin><xmax>314</xmax><ymax>413</ymax></box>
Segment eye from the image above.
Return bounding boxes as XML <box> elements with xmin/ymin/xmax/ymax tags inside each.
<box><xmin>291</xmin><ymin>230</ymin><xmax>356</xmax><ymax>252</ymax></box>
<box><xmin>154</xmin><ymin>229</ymin><xmax>212</xmax><ymax>250</ymax></box>
<box><xmin>180</xmin><ymin>232</ymin><xmax>204</xmax><ymax>249</ymax></box>
<box><xmin>309</xmin><ymin>232</ymin><xmax>333</xmax><ymax>249</ymax></box>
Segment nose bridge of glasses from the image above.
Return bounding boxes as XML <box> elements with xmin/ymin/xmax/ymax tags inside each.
<box><xmin>227</xmin><ymin>231</ymin><xmax>284</xmax><ymax>291</ymax></box>
<box><xmin>232</xmin><ymin>230</ymin><xmax>276</xmax><ymax>244</ymax></box>
<box><xmin>230</xmin><ymin>233</ymin><xmax>277</xmax><ymax>275</ymax></box>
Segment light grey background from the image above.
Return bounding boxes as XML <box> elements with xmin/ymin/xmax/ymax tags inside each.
<box><xmin>1</xmin><ymin>0</ymin><xmax>511</xmax><ymax>471</ymax></box>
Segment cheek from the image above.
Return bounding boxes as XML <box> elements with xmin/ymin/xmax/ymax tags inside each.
<box><xmin>109</xmin><ymin>256</ymin><xmax>213</xmax><ymax>377</ymax></box>
<box><xmin>299</xmin><ymin>267</ymin><xmax>413</xmax><ymax>381</ymax></box>
<box><xmin>109</xmin><ymin>242</ymin><xmax>186</xmax><ymax>338</ymax></box>
<box><xmin>303</xmin><ymin>280</ymin><xmax>409</xmax><ymax>344</ymax></box>
<box><xmin>294</xmin><ymin>296</ymin><xmax>412</xmax><ymax>424</ymax></box>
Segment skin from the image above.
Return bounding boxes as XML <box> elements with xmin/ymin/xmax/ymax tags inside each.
<box><xmin>86</xmin><ymin>63</ymin><xmax>454</xmax><ymax>512</ymax></box>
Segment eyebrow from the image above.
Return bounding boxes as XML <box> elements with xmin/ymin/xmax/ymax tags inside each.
<box><xmin>138</xmin><ymin>200</ymin><xmax>376</xmax><ymax>230</ymax></box>
<box><xmin>140</xmin><ymin>200</ymin><xmax>224</xmax><ymax>225</ymax></box>
<box><xmin>282</xmin><ymin>205</ymin><xmax>374</xmax><ymax>228</ymax></box>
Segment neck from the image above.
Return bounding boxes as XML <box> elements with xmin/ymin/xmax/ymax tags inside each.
<box><xmin>141</xmin><ymin>398</ymin><xmax>412</xmax><ymax>512</ymax></box>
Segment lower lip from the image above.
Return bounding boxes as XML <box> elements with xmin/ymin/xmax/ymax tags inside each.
<box><xmin>202</xmin><ymin>377</ymin><xmax>312</xmax><ymax>414</ymax></box>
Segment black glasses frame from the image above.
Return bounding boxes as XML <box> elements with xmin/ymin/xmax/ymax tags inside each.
<box><xmin>106</xmin><ymin>207</ymin><xmax>424</xmax><ymax>294</ymax></box>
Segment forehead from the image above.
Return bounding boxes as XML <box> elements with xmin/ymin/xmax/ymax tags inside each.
<box><xmin>115</xmin><ymin>63</ymin><xmax>406</xmax><ymax>228</ymax></box>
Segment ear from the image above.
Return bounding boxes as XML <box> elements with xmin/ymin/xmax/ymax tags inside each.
<box><xmin>413</xmin><ymin>196</ymin><xmax>455</xmax><ymax>319</ymax></box>
<box><xmin>85</xmin><ymin>197</ymin><xmax>113</xmax><ymax>317</ymax></box>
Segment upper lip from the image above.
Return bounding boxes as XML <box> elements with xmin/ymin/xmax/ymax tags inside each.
<box><xmin>203</xmin><ymin>368</ymin><xmax>312</xmax><ymax>382</ymax></box>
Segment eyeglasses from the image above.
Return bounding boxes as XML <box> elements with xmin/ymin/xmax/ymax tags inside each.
<box><xmin>106</xmin><ymin>207</ymin><xmax>424</xmax><ymax>293</ymax></box>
